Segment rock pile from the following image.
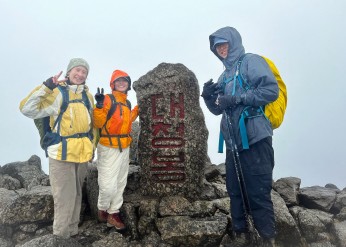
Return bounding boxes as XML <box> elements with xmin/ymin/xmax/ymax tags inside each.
<box><xmin>0</xmin><ymin>155</ymin><xmax>346</xmax><ymax>247</ymax></box>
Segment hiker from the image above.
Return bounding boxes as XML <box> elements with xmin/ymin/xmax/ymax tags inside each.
<box><xmin>19</xmin><ymin>58</ymin><xmax>95</xmax><ymax>238</ymax></box>
<box><xmin>202</xmin><ymin>27</ymin><xmax>278</xmax><ymax>246</ymax></box>
<box><xmin>93</xmin><ymin>69</ymin><xmax>139</xmax><ymax>231</ymax></box>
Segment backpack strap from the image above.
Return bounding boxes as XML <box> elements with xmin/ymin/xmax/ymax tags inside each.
<box><xmin>235</xmin><ymin>54</ymin><xmax>268</xmax><ymax>150</ymax></box>
<box><xmin>100</xmin><ymin>94</ymin><xmax>131</xmax><ymax>152</ymax></box>
<box><xmin>218</xmin><ymin>130</ymin><xmax>224</xmax><ymax>153</ymax></box>
<box><xmin>53</xmin><ymin>86</ymin><xmax>69</xmax><ymax>134</ymax></box>
<box><xmin>52</xmin><ymin>86</ymin><xmax>93</xmax><ymax>160</ymax></box>
<box><xmin>218</xmin><ymin>53</ymin><xmax>261</xmax><ymax>152</ymax></box>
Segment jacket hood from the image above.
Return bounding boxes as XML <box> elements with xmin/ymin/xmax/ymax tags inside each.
<box><xmin>209</xmin><ymin>26</ymin><xmax>245</xmax><ymax>69</ymax></box>
<box><xmin>109</xmin><ymin>70</ymin><xmax>131</xmax><ymax>92</ymax></box>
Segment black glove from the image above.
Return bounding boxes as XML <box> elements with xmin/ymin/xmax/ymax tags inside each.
<box><xmin>201</xmin><ymin>79</ymin><xmax>218</xmax><ymax>100</ymax></box>
<box><xmin>95</xmin><ymin>87</ymin><xmax>105</xmax><ymax>109</ymax></box>
<box><xmin>43</xmin><ymin>77</ymin><xmax>57</xmax><ymax>90</ymax></box>
<box><xmin>217</xmin><ymin>95</ymin><xmax>241</xmax><ymax>110</ymax></box>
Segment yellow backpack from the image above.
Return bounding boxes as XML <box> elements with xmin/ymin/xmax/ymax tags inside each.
<box><xmin>261</xmin><ymin>56</ymin><xmax>287</xmax><ymax>129</ymax></box>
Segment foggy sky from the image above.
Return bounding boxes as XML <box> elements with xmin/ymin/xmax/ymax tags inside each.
<box><xmin>1</xmin><ymin>0</ymin><xmax>345</xmax><ymax>188</ymax></box>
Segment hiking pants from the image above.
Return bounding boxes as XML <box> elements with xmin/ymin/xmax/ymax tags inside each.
<box><xmin>97</xmin><ymin>144</ymin><xmax>130</xmax><ymax>214</ymax></box>
<box><xmin>49</xmin><ymin>158</ymin><xmax>87</xmax><ymax>238</ymax></box>
<box><xmin>225</xmin><ymin>137</ymin><xmax>276</xmax><ymax>239</ymax></box>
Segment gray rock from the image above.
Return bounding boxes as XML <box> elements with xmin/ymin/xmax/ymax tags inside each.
<box><xmin>20</xmin><ymin>234</ymin><xmax>82</xmax><ymax>247</ymax></box>
<box><xmin>290</xmin><ymin>206</ymin><xmax>333</xmax><ymax>243</ymax></box>
<box><xmin>199</xmin><ymin>179</ymin><xmax>220</xmax><ymax>200</ymax></box>
<box><xmin>273</xmin><ymin>176</ymin><xmax>301</xmax><ymax>206</ymax></box>
<box><xmin>124</xmin><ymin>165</ymin><xmax>140</xmax><ymax>194</ymax></box>
<box><xmin>91</xmin><ymin>232</ymin><xmax>128</xmax><ymax>247</ymax></box>
<box><xmin>129</xmin><ymin>121</ymin><xmax>140</xmax><ymax>163</ymax></box>
<box><xmin>336</xmin><ymin>207</ymin><xmax>346</xmax><ymax>221</ymax></box>
<box><xmin>0</xmin><ymin>238</ymin><xmax>13</xmax><ymax>247</ymax></box>
<box><xmin>271</xmin><ymin>190</ymin><xmax>303</xmax><ymax>246</ymax></box>
<box><xmin>204</xmin><ymin>164</ymin><xmax>221</xmax><ymax>181</ymax></box>
<box><xmin>18</xmin><ymin>224</ymin><xmax>38</xmax><ymax>233</ymax></box>
<box><xmin>0</xmin><ymin>174</ymin><xmax>21</xmax><ymax>190</ymax></box>
<box><xmin>333</xmin><ymin>190</ymin><xmax>346</xmax><ymax>213</ymax></box>
<box><xmin>299</xmin><ymin>186</ymin><xmax>337</xmax><ymax>212</ymax></box>
<box><xmin>133</xmin><ymin>63</ymin><xmax>208</xmax><ymax>199</ymax></box>
<box><xmin>1</xmin><ymin>155</ymin><xmax>46</xmax><ymax>189</ymax></box>
<box><xmin>156</xmin><ymin>215</ymin><xmax>227</xmax><ymax>247</ymax></box>
<box><xmin>191</xmin><ymin>200</ymin><xmax>216</xmax><ymax>217</ymax></box>
<box><xmin>159</xmin><ymin>196</ymin><xmax>193</xmax><ymax>216</ymax></box>
<box><xmin>0</xmin><ymin>186</ymin><xmax>53</xmax><ymax>225</ymax></box>
<box><xmin>212</xmin><ymin>198</ymin><xmax>230</xmax><ymax>215</ymax></box>
<box><xmin>332</xmin><ymin>220</ymin><xmax>346</xmax><ymax>247</ymax></box>
<box><xmin>211</xmin><ymin>182</ymin><xmax>228</xmax><ymax>198</ymax></box>
<box><xmin>0</xmin><ymin>223</ymin><xmax>13</xmax><ymax>239</ymax></box>
<box><xmin>325</xmin><ymin>183</ymin><xmax>339</xmax><ymax>190</ymax></box>
<box><xmin>308</xmin><ymin>242</ymin><xmax>337</xmax><ymax>247</ymax></box>
<box><xmin>85</xmin><ymin>165</ymin><xmax>99</xmax><ymax>219</ymax></box>
<box><xmin>122</xmin><ymin>202</ymin><xmax>139</xmax><ymax>240</ymax></box>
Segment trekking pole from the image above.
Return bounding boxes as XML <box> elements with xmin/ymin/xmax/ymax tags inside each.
<box><xmin>223</xmin><ymin>110</ymin><xmax>262</xmax><ymax>246</ymax></box>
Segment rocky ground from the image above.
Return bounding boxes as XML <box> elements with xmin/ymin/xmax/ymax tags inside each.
<box><xmin>1</xmin><ymin>155</ymin><xmax>346</xmax><ymax>247</ymax></box>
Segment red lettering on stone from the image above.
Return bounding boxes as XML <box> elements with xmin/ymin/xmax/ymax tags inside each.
<box><xmin>151</xmin><ymin>173</ymin><xmax>185</xmax><ymax>182</ymax></box>
<box><xmin>152</xmin><ymin>152</ymin><xmax>185</xmax><ymax>164</ymax></box>
<box><xmin>176</xmin><ymin>123</ymin><xmax>184</xmax><ymax>137</ymax></box>
<box><xmin>152</xmin><ymin>94</ymin><xmax>164</xmax><ymax>120</ymax></box>
<box><xmin>152</xmin><ymin>122</ymin><xmax>171</xmax><ymax>136</ymax></box>
<box><xmin>152</xmin><ymin>137</ymin><xmax>185</xmax><ymax>148</ymax></box>
<box><xmin>170</xmin><ymin>93</ymin><xmax>184</xmax><ymax>119</ymax></box>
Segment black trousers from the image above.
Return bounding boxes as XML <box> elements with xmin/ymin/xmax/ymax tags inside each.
<box><xmin>225</xmin><ymin>137</ymin><xmax>276</xmax><ymax>239</ymax></box>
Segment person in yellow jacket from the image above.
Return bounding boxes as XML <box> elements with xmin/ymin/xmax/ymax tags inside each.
<box><xmin>19</xmin><ymin>58</ymin><xmax>95</xmax><ymax>238</ymax></box>
<box><xmin>93</xmin><ymin>69</ymin><xmax>139</xmax><ymax>230</ymax></box>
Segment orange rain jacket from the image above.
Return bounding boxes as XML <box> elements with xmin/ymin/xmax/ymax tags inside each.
<box><xmin>93</xmin><ymin>70</ymin><xmax>138</xmax><ymax>149</ymax></box>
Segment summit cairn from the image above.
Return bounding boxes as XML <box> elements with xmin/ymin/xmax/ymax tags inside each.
<box><xmin>133</xmin><ymin>63</ymin><xmax>208</xmax><ymax>199</ymax></box>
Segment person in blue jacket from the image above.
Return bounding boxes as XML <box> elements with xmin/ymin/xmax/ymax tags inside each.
<box><xmin>201</xmin><ymin>26</ymin><xmax>279</xmax><ymax>246</ymax></box>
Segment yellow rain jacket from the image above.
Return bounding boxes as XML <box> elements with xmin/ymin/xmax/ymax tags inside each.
<box><xmin>20</xmin><ymin>83</ymin><xmax>95</xmax><ymax>163</ymax></box>
<box><xmin>93</xmin><ymin>91</ymin><xmax>139</xmax><ymax>149</ymax></box>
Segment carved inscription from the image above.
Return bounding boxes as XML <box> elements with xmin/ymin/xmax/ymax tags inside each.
<box><xmin>151</xmin><ymin>93</ymin><xmax>185</xmax><ymax>183</ymax></box>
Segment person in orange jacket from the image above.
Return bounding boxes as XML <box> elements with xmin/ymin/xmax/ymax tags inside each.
<box><xmin>93</xmin><ymin>69</ymin><xmax>139</xmax><ymax>230</ymax></box>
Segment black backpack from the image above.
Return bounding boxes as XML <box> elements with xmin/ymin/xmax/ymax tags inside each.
<box><xmin>99</xmin><ymin>94</ymin><xmax>131</xmax><ymax>152</ymax></box>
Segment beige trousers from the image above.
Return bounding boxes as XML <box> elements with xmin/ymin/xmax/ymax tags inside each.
<box><xmin>49</xmin><ymin>158</ymin><xmax>87</xmax><ymax>238</ymax></box>
<box><xmin>97</xmin><ymin>144</ymin><xmax>129</xmax><ymax>214</ymax></box>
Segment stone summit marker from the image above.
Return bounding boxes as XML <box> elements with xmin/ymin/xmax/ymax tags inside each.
<box><xmin>133</xmin><ymin>63</ymin><xmax>208</xmax><ymax>199</ymax></box>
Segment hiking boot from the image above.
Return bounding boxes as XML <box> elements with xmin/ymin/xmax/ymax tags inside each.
<box><xmin>98</xmin><ymin>210</ymin><xmax>108</xmax><ymax>223</ymax></box>
<box><xmin>231</xmin><ymin>232</ymin><xmax>251</xmax><ymax>247</ymax></box>
<box><xmin>107</xmin><ymin>213</ymin><xmax>125</xmax><ymax>230</ymax></box>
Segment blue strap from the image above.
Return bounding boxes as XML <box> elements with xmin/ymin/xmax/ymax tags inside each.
<box><xmin>218</xmin><ymin>130</ymin><xmax>224</xmax><ymax>153</ymax></box>
<box><xmin>61</xmin><ymin>133</ymin><xmax>90</xmax><ymax>160</ymax></box>
<box><xmin>55</xmin><ymin>86</ymin><xmax>69</xmax><ymax>134</ymax></box>
<box><xmin>239</xmin><ymin>110</ymin><xmax>250</xmax><ymax>149</ymax></box>
<box><xmin>61</xmin><ymin>138</ymin><xmax>67</xmax><ymax>160</ymax></box>
<box><xmin>232</xmin><ymin>72</ymin><xmax>237</xmax><ymax>96</ymax></box>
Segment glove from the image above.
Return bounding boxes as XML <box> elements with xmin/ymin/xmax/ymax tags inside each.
<box><xmin>95</xmin><ymin>87</ymin><xmax>105</xmax><ymax>109</ymax></box>
<box><xmin>201</xmin><ymin>79</ymin><xmax>218</xmax><ymax>100</ymax></box>
<box><xmin>43</xmin><ymin>77</ymin><xmax>57</xmax><ymax>90</ymax></box>
<box><xmin>217</xmin><ymin>95</ymin><xmax>241</xmax><ymax>110</ymax></box>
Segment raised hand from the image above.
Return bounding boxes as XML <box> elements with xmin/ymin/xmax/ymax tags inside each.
<box><xmin>95</xmin><ymin>87</ymin><xmax>105</xmax><ymax>109</ymax></box>
<box><xmin>201</xmin><ymin>79</ymin><xmax>219</xmax><ymax>100</ymax></box>
<box><xmin>43</xmin><ymin>71</ymin><xmax>67</xmax><ymax>90</ymax></box>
